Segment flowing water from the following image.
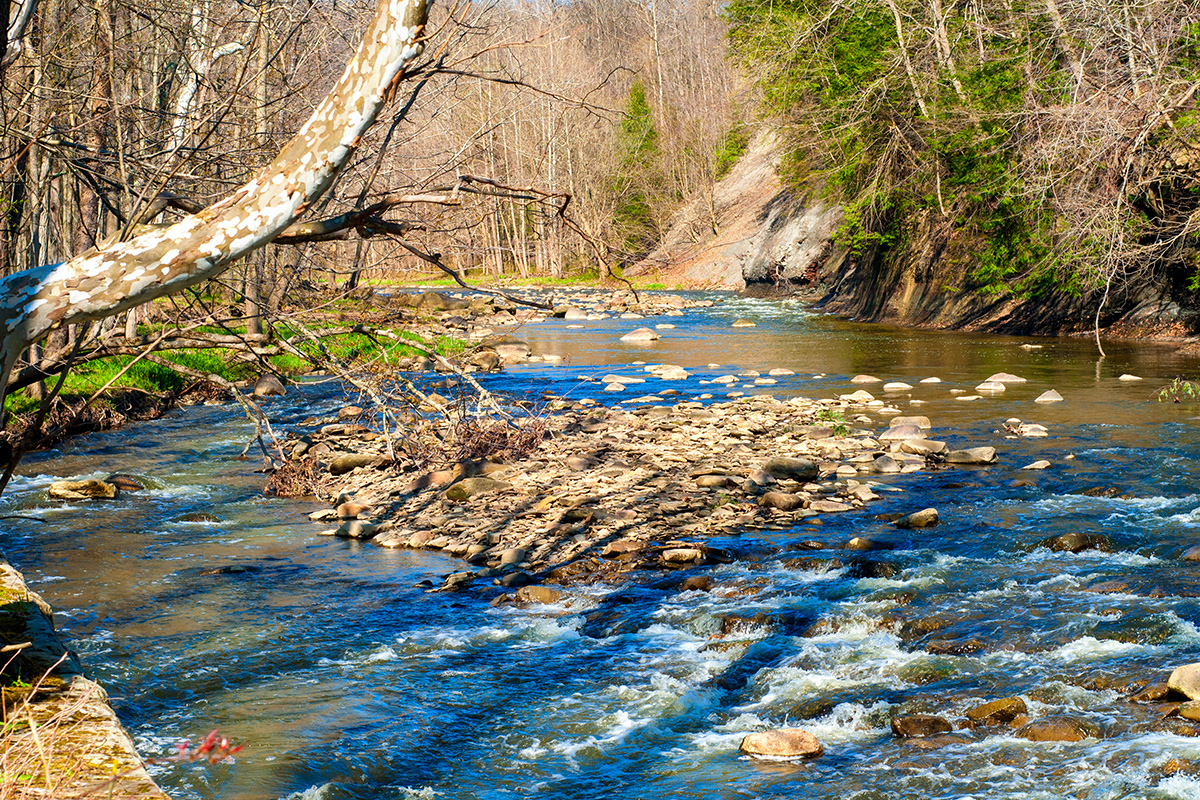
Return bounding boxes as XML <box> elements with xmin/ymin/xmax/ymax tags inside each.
<box><xmin>5</xmin><ymin>293</ymin><xmax>1200</xmax><ymax>799</ymax></box>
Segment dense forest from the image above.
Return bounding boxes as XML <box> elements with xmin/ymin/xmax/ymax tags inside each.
<box><xmin>724</xmin><ymin>0</ymin><xmax>1200</xmax><ymax>316</ymax></box>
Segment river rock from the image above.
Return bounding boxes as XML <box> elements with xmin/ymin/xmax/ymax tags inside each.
<box><xmin>872</xmin><ymin>455</ymin><xmax>901</xmax><ymax>473</ymax></box>
<box><xmin>695</xmin><ymin>474</ymin><xmax>732</xmax><ymax>488</ymax></box>
<box><xmin>252</xmin><ymin>374</ymin><xmax>286</xmax><ymax>397</ymax></box>
<box><xmin>966</xmin><ymin>696</ymin><xmax>1027</xmax><ymax>726</ymax></box>
<box><xmin>620</xmin><ymin>327</ymin><xmax>660</xmax><ymax>342</ymax></box>
<box><xmin>769</xmin><ymin>368</ymin><xmax>795</xmax><ymax>376</ymax></box>
<box><xmin>662</xmin><ymin>547</ymin><xmax>705</xmax><ymax>565</ymax></box>
<box><xmin>976</xmin><ymin>381</ymin><xmax>1006</xmax><ymax>393</ymax></box>
<box><xmin>329</xmin><ymin>454</ymin><xmax>384</xmax><ymax>476</ymax></box>
<box><xmin>334</xmin><ymin>520</ymin><xmax>382</xmax><ymax>539</ymax></box>
<box><xmin>762</xmin><ymin>457</ymin><xmax>818</xmax><ymax>480</ymax></box>
<box><xmin>1015</xmin><ymin>716</ymin><xmax>1098</xmax><ymax>742</ymax></box>
<box><xmin>945</xmin><ymin>447</ymin><xmax>996</xmax><ymax>465</ymax></box>
<box><xmin>900</xmin><ymin>439</ymin><xmax>946</xmax><ymax>455</ymax></box>
<box><xmin>1183</xmin><ymin>545</ymin><xmax>1200</xmax><ymax>562</ymax></box>
<box><xmin>445</xmin><ymin>477</ymin><xmax>511</xmax><ymax>501</ymax></box>
<box><xmin>337</xmin><ymin>501</ymin><xmax>372</xmax><ymax>519</ymax></box>
<box><xmin>1021</xmin><ymin>460</ymin><xmax>1051</xmax><ymax>470</ymax></box>
<box><xmin>879</xmin><ymin>424</ymin><xmax>925</xmax><ymax>442</ymax></box>
<box><xmin>105</xmin><ymin>474</ymin><xmax>145</xmax><ymax>492</ymax></box>
<box><xmin>602</xmin><ymin>374</ymin><xmax>644</xmax><ymax>384</ymax></box>
<box><xmin>1118</xmin><ymin>374</ymin><xmax>1143</xmax><ymax>381</ymax></box>
<box><xmin>731</xmin><ymin>319</ymin><xmax>757</xmax><ymax>327</ymax></box>
<box><xmin>1035</xmin><ymin>390</ymin><xmax>1064</xmax><ymax>403</ymax></box>
<box><xmin>514</xmin><ymin>586</ymin><xmax>563</xmax><ymax>605</ymax></box>
<box><xmin>891</xmin><ymin>415</ymin><xmax>932</xmax><ymax>429</ymax></box>
<box><xmin>492</xmin><ymin>339</ymin><xmax>531</xmax><ymax>364</ymax></box>
<box><xmin>1169</xmin><ymin>664</ymin><xmax>1200</xmax><ymax>700</ymax></box>
<box><xmin>1036</xmin><ymin>532</ymin><xmax>1113</xmax><ymax>553</ymax></box>
<box><xmin>468</xmin><ymin>349</ymin><xmax>501</xmax><ymax>371</ymax></box>
<box><xmin>986</xmin><ymin>372</ymin><xmax>1027</xmax><ymax>383</ymax></box>
<box><xmin>883</xmin><ymin>382</ymin><xmax>913</xmax><ymax>392</ymax></box>
<box><xmin>565</xmin><ymin>455</ymin><xmax>596</xmax><ymax>471</ymax></box>
<box><xmin>738</xmin><ymin>729</ymin><xmax>823</xmax><ymax>759</ymax></box>
<box><xmin>894</xmin><ymin>508</ymin><xmax>939</xmax><ymax>529</ymax></box>
<box><xmin>48</xmin><ymin>479</ymin><xmax>119</xmax><ymax>500</ymax></box>
<box><xmin>809</xmin><ymin>500</ymin><xmax>851</xmax><ymax>513</ymax></box>
<box><xmin>851</xmin><ymin>375</ymin><xmax>880</xmax><ymax>383</ymax></box>
<box><xmin>760</xmin><ymin>492</ymin><xmax>804</xmax><ymax>511</ymax></box>
<box><xmin>891</xmin><ymin>714</ymin><xmax>952</xmax><ymax>738</ymax></box>
<box><xmin>1018</xmin><ymin>423</ymin><xmax>1049</xmax><ymax>437</ymax></box>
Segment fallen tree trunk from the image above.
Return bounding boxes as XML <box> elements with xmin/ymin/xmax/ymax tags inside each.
<box><xmin>0</xmin><ymin>0</ymin><xmax>431</xmax><ymax>408</ymax></box>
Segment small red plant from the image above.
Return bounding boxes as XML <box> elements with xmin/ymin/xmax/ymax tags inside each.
<box><xmin>162</xmin><ymin>730</ymin><xmax>243</xmax><ymax>765</ymax></box>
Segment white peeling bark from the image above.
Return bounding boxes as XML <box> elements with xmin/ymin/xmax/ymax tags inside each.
<box><xmin>0</xmin><ymin>0</ymin><xmax>431</xmax><ymax>400</ymax></box>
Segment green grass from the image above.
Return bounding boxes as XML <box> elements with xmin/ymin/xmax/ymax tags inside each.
<box><xmin>4</xmin><ymin>329</ymin><xmax>466</xmax><ymax>417</ymax></box>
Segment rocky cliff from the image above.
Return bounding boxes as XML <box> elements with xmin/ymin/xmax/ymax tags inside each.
<box><xmin>638</xmin><ymin>132</ymin><xmax>1200</xmax><ymax>338</ymax></box>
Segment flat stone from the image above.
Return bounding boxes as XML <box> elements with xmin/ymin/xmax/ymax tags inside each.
<box><xmin>106</xmin><ymin>474</ymin><xmax>144</xmax><ymax>492</ymax></box>
<box><xmin>731</xmin><ymin>319</ymin><xmax>757</xmax><ymax>327</ymax></box>
<box><xmin>445</xmin><ymin>477</ymin><xmax>511</xmax><ymax>501</ymax></box>
<box><xmin>883</xmin><ymin>382</ymin><xmax>913</xmax><ymax>391</ymax></box>
<box><xmin>891</xmin><ymin>415</ymin><xmax>932</xmax><ymax>429</ymax></box>
<box><xmin>945</xmin><ymin>447</ymin><xmax>996</xmax><ymax>464</ymax></box>
<box><xmin>851</xmin><ymin>375</ymin><xmax>880</xmax><ymax>383</ymax></box>
<box><xmin>1170</xmin><ymin>664</ymin><xmax>1200</xmax><ymax>700</ymax></box>
<box><xmin>920</xmin><ymin>377</ymin><xmax>942</xmax><ymax>383</ymax></box>
<box><xmin>662</xmin><ymin>547</ymin><xmax>705</xmax><ymax>565</ymax></box>
<box><xmin>976</xmin><ymin>381</ymin><xmax>1006</xmax><ymax>393</ymax></box>
<box><xmin>769</xmin><ymin>368</ymin><xmax>795</xmax><ymax>376</ymax></box>
<box><xmin>48</xmin><ymin>479</ymin><xmax>118</xmax><ymax>500</ymax></box>
<box><xmin>329</xmin><ymin>454</ymin><xmax>384</xmax><ymax>475</ymax></box>
<box><xmin>601</xmin><ymin>374</ymin><xmax>644</xmax><ymax>384</ymax></box>
<box><xmin>809</xmin><ymin>500</ymin><xmax>851</xmax><ymax>513</ymax></box>
<box><xmin>986</xmin><ymin>372</ymin><xmax>1027</xmax><ymax>383</ymax></box>
<box><xmin>695</xmin><ymin>475</ymin><xmax>733</xmax><ymax>488</ymax></box>
<box><xmin>514</xmin><ymin>586</ymin><xmax>563</xmax><ymax>605</ymax></box>
<box><xmin>900</xmin><ymin>439</ymin><xmax>946</xmax><ymax>455</ymax></box>
<box><xmin>1021</xmin><ymin>460</ymin><xmax>1052</xmax><ymax>470</ymax></box>
<box><xmin>1035</xmin><ymin>390</ymin><xmax>1064</xmax><ymax>403</ymax></box>
<box><xmin>739</xmin><ymin>729</ymin><xmax>823</xmax><ymax>759</ymax></box>
<box><xmin>894</xmin><ymin>508</ymin><xmax>939</xmax><ymax>529</ymax></box>
<box><xmin>1118</xmin><ymin>374</ymin><xmax>1143</xmax><ymax>381</ymax></box>
<box><xmin>1018</xmin><ymin>423</ymin><xmax>1049</xmax><ymax>437</ymax></box>
<box><xmin>762</xmin><ymin>457</ymin><xmax>818</xmax><ymax>481</ymax></box>
<box><xmin>760</xmin><ymin>492</ymin><xmax>804</xmax><ymax>511</ymax></box>
<box><xmin>966</xmin><ymin>696</ymin><xmax>1027</xmax><ymax>726</ymax></box>
<box><xmin>879</xmin><ymin>424</ymin><xmax>925</xmax><ymax>442</ymax></box>
<box><xmin>620</xmin><ymin>327</ymin><xmax>660</xmax><ymax>342</ymax></box>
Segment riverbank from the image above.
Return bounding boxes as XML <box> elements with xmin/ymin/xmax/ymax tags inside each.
<box><xmin>0</xmin><ymin>558</ymin><xmax>167</xmax><ymax>799</ymax></box>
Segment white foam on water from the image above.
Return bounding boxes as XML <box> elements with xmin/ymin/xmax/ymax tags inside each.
<box><xmin>365</xmin><ymin>645</ymin><xmax>398</xmax><ymax>662</ymax></box>
<box><xmin>281</xmin><ymin>784</ymin><xmax>336</xmax><ymax>800</ymax></box>
<box><xmin>1050</xmin><ymin>635</ymin><xmax>1151</xmax><ymax>662</ymax></box>
<box><xmin>550</xmin><ymin>708</ymin><xmax>658</xmax><ymax>758</ymax></box>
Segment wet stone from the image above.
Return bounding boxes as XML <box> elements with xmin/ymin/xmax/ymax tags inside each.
<box><xmin>966</xmin><ymin>696</ymin><xmax>1027</xmax><ymax>726</ymax></box>
<box><xmin>1014</xmin><ymin>716</ymin><xmax>1099</xmax><ymax>742</ymax></box>
<box><xmin>1036</xmin><ymin>532</ymin><xmax>1114</xmax><ymax>554</ymax></box>
<box><xmin>891</xmin><ymin>714</ymin><xmax>953</xmax><ymax>738</ymax></box>
<box><xmin>1169</xmin><ymin>664</ymin><xmax>1200</xmax><ymax>701</ymax></box>
<box><xmin>739</xmin><ymin>729</ymin><xmax>823</xmax><ymax>759</ymax></box>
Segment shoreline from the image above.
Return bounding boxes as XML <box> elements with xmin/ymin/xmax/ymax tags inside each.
<box><xmin>0</xmin><ymin>557</ymin><xmax>168</xmax><ymax>799</ymax></box>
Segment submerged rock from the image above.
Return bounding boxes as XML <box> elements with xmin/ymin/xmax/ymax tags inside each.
<box><xmin>1014</xmin><ymin>716</ymin><xmax>1098</xmax><ymax>742</ymax></box>
<box><xmin>1036</xmin><ymin>532</ymin><xmax>1113</xmax><ymax>553</ymax></box>
<box><xmin>966</xmin><ymin>696</ymin><xmax>1027</xmax><ymax>726</ymax></box>
<box><xmin>894</xmin><ymin>508</ymin><xmax>939</xmax><ymax>529</ymax></box>
<box><xmin>891</xmin><ymin>714</ymin><xmax>952</xmax><ymax>738</ymax></box>
<box><xmin>739</xmin><ymin>729</ymin><xmax>823</xmax><ymax>759</ymax></box>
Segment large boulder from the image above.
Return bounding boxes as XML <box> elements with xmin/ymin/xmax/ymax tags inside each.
<box><xmin>761</xmin><ymin>457</ymin><xmax>818</xmax><ymax>481</ymax></box>
<box><xmin>739</xmin><ymin>729</ymin><xmax>823</xmax><ymax>759</ymax></box>
<box><xmin>48</xmin><ymin>479</ymin><xmax>118</xmax><ymax>500</ymax></box>
<box><xmin>252</xmin><ymin>374</ymin><xmax>286</xmax><ymax>397</ymax></box>
<box><xmin>1169</xmin><ymin>663</ymin><xmax>1200</xmax><ymax>700</ymax></box>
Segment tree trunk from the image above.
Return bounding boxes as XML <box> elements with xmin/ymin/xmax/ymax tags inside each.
<box><xmin>0</xmin><ymin>0</ymin><xmax>432</xmax><ymax>399</ymax></box>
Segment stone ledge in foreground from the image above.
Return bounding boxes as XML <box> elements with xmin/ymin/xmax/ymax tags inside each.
<box><xmin>1</xmin><ymin>557</ymin><xmax>168</xmax><ymax>799</ymax></box>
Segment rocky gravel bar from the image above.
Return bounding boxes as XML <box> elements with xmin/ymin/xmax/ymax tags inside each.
<box><xmin>303</xmin><ymin>390</ymin><xmax>998</xmax><ymax>593</ymax></box>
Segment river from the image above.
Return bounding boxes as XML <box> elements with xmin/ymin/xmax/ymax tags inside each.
<box><xmin>4</xmin><ymin>292</ymin><xmax>1200</xmax><ymax>799</ymax></box>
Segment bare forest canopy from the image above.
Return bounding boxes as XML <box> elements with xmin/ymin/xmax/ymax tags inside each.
<box><xmin>725</xmin><ymin>0</ymin><xmax>1200</xmax><ymax>306</ymax></box>
<box><xmin>0</xmin><ymin>0</ymin><xmax>744</xmax><ymax>297</ymax></box>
